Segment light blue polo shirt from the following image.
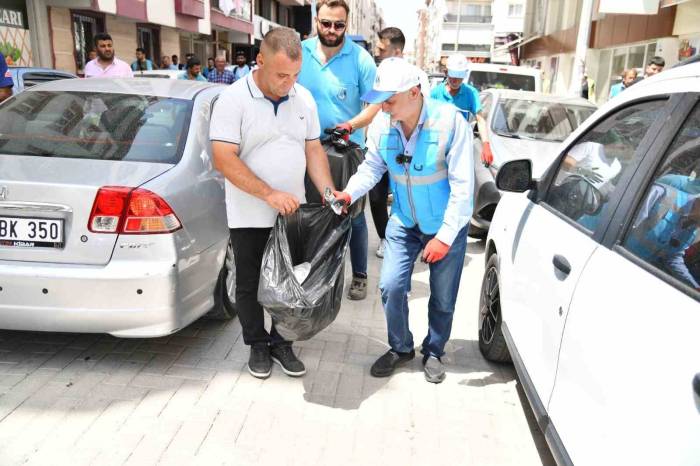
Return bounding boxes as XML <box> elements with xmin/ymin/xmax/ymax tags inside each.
<box><xmin>298</xmin><ymin>37</ymin><xmax>376</xmax><ymax>147</ymax></box>
<box><xmin>430</xmin><ymin>81</ymin><xmax>481</xmax><ymax>118</ymax></box>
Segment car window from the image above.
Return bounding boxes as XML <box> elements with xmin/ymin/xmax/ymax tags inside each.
<box><xmin>468</xmin><ymin>71</ymin><xmax>536</xmax><ymax>92</ymax></box>
<box><xmin>621</xmin><ymin>103</ymin><xmax>700</xmax><ymax>295</ymax></box>
<box><xmin>0</xmin><ymin>91</ymin><xmax>192</xmax><ymax>164</ymax></box>
<box><xmin>491</xmin><ymin>98</ymin><xmax>595</xmax><ymax>142</ymax></box>
<box><xmin>544</xmin><ymin>100</ymin><xmax>666</xmax><ymax>232</ymax></box>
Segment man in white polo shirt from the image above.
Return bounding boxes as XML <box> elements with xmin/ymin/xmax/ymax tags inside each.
<box><xmin>210</xmin><ymin>28</ymin><xmax>335</xmax><ymax>379</ymax></box>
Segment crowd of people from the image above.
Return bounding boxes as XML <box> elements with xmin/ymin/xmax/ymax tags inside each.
<box><xmin>76</xmin><ymin>33</ymin><xmax>252</xmax><ymax>84</ymax></box>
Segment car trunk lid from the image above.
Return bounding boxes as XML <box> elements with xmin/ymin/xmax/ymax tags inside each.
<box><xmin>0</xmin><ymin>155</ymin><xmax>173</xmax><ymax>265</ymax></box>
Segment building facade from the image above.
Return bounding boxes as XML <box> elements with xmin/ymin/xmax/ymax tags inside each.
<box><xmin>0</xmin><ymin>0</ymin><xmax>254</xmax><ymax>75</ymax></box>
<box><xmin>415</xmin><ymin>0</ymin><xmax>446</xmax><ymax>72</ymax></box>
<box><xmin>519</xmin><ymin>0</ymin><xmax>700</xmax><ymax>102</ymax></box>
<box><xmin>490</xmin><ymin>0</ymin><xmax>524</xmax><ymax>63</ymax></box>
<box><xmin>440</xmin><ymin>0</ymin><xmax>494</xmax><ymax>61</ymax></box>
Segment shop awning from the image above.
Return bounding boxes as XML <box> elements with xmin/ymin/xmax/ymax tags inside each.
<box><xmin>493</xmin><ymin>35</ymin><xmax>525</xmax><ymax>54</ymax></box>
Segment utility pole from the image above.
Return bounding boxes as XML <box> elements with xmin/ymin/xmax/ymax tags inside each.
<box><xmin>568</xmin><ymin>0</ymin><xmax>595</xmax><ymax>97</ymax></box>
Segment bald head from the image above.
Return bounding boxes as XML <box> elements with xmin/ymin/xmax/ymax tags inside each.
<box><xmin>260</xmin><ymin>28</ymin><xmax>301</xmax><ymax>61</ymax></box>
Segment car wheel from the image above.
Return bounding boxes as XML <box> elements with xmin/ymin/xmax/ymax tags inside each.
<box><xmin>478</xmin><ymin>254</ymin><xmax>510</xmax><ymax>362</ymax></box>
<box><xmin>207</xmin><ymin>240</ymin><xmax>237</xmax><ymax>320</ymax></box>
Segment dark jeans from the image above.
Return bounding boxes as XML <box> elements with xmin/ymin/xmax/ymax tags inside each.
<box><xmin>369</xmin><ymin>173</ymin><xmax>389</xmax><ymax>240</ymax></box>
<box><xmin>229</xmin><ymin>228</ymin><xmax>287</xmax><ymax>347</ymax></box>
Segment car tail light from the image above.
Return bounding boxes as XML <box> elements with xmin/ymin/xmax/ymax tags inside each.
<box><xmin>88</xmin><ymin>187</ymin><xmax>181</xmax><ymax>234</ymax></box>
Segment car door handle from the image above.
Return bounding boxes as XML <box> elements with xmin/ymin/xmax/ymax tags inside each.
<box><xmin>552</xmin><ymin>255</ymin><xmax>571</xmax><ymax>276</ymax></box>
<box><xmin>694</xmin><ymin>373</ymin><xmax>700</xmax><ymax>413</ymax></box>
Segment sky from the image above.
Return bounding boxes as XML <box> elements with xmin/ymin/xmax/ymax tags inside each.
<box><xmin>374</xmin><ymin>0</ymin><xmax>425</xmax><ymax>54</ymax></box>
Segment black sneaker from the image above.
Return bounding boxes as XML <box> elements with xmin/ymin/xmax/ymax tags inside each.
<box><xmin>248</xmin><ymin>343</ymin><xmax>271</xmax><ymax>379</ymax></box>
<box><xmin>270</xmin><ymin>344</ymin><xmax>306</xmax><ymax>377</ymax></box>
<box><xmin>370</xmin><ymin>349</ymin><xmax>415</xmax><ymax>377</ymax></box>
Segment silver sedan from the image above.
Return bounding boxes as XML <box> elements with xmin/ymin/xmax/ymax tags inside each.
<box><xmin>0</xmin><ymin>78</ymin><xmax>235</xmax><ymax>337</ymax></box>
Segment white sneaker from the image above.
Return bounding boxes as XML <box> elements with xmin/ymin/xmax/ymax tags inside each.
<box><xmin>375</xmin><ymin>239</ymin><xmax>387</xmax><ymax>258</ymax></box>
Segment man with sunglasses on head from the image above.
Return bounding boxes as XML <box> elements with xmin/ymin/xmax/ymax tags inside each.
<box><xmin>298</xmin><ymin>0</ymin><xmax>379</xmax><ymax>301</ymax></box>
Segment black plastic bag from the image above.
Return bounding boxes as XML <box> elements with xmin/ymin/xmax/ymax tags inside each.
<box><xmin>258</xmin><ymin>205</ymin><xmax>351</xmax><ymax>341</ymax></box>
<box><xmin>305</xmin><ymin>138</ymin><xmax>366</xmax><ymax>218</ymax></box>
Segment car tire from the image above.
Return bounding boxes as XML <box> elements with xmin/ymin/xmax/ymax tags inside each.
<box><xmin>206</xmin><ymin>240</ymin><xmax>237</xmax><ymax>321</ymax></box>
<box><xmin>478</xmin><ymin>254</ymin><xmax>511</xmax><ymax>362</ymax></box>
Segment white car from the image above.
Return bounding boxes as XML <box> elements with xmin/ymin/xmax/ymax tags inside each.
<box><xmin>132</xmin><ymin>69</ymin><xmax>184</xmax><ymax>79</ymax></box>
<box><xmin>478</xmin><ymin>63</ymin><xmax>700</xmax><ymax>464</ymax></box>
<box><xmin>466</xmin><ymin>63</ymin><xmax>542</xmax><ymax>92</ymax></box>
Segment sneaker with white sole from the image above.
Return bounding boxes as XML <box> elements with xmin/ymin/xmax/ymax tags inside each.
<box><xmin>270</xmin><ymin>344</ymin><xmax>306</xmax><ymax>377</ymax></box>
<box><xmin>248</xmin><ymin>343</ymin><xmax>272</xmax><ymax>379</ymax></box>
<box><xmin>375</xmin><ymin>238</ymin><xmax>387</xmax><ymax>258</ymax></box>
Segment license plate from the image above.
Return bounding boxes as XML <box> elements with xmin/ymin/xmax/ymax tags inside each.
<box><xmin>0</xmin><ymin>216</ymin><xmax>64</xmax><ymax>248</ymax></box>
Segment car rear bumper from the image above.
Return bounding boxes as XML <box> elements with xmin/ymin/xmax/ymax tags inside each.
<box><xmin>0</xmin><ymin>258</ymin><xmax>191</xmax><ymax>338</ymax></box>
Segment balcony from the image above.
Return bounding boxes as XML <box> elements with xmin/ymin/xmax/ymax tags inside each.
<box><xmin>444</xmin><ymin>14</ymin><xmax>492</xmax><ymax>24</ymax></box>
<box><xmin>211</xmin><ymin>0</ymin><xmax>251</xmax><ymax>21</ymax></box>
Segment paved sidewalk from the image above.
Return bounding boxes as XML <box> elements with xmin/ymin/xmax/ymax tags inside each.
<box><xmin>0</xmin><ymin>229</ymin><xmax>554</xmax><ymax>465</ymax></box>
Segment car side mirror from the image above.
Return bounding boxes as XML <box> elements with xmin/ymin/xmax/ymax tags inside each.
<box><xmin>496</xmin><ymin>159</ymin><xmax>534</xmax><ymax>193</ymax></box>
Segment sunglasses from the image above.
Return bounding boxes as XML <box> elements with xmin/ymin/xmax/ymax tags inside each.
<box><xmin>317</xmin><ymin>19</ymin><xmax>346</xmax><ymax>31</ymax></box>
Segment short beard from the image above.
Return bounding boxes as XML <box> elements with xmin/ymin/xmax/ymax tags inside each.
<box><xmin>318</xmin><ymin>30</ymin><xmax>344</xmax><ymax>48</ymax></box>
<box><xmin>97</xmin><ymin>50</ymin><xmax>114</xmax><ymax>61</ymax></box>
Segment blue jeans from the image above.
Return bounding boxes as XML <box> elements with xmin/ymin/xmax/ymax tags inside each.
<box><xmin>379</xmin><ymin>218</ymin><xmax>468</xmax><ymax>358</ymax></box>
<box><xmin>349</xmin><ymin>212</ymin><xmax>368</xmax><ymax>276</ymax></box>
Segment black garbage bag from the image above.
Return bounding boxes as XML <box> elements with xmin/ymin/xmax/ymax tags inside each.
<box><xmin>258</xmin><ymin>204</ymin><xmax>351</xmax><ymax>341</ymax></box>
<box><xmin>305</xmin><ymin>136</ymin><xmax>366</xmax><ymax>218</ymax></box>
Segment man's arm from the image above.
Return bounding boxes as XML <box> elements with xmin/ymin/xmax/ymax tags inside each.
<box><xmin>476</xmin><ymin>112</ymin><xmax>489</xmax><ymax>144</ymax></box>
<box><xmin>666</xmin><ymin>251</ymin><xmax>700</xmax><ymax>288</ymax></box>
<box><xmin>435</xmin><ymin>111</ymin><xmax>475</xmax><ymax>246</ymax></box>
<box><xmin>346</xmin><ymin>104</ymin><xmax>381</xmax><ymax>131</ymax></box>
<box><xmin>212</xmin><ymin>141</ymin><xmax>299</xmax><ymax>215</ymax></box>
<box><xmin>0</xmin><ymin>87</ymin><xmax>11</xmax><ymax>104</ymax></box>
<box><xmin>341</xmin><ymin>124</ymin><xmax>387</xmax><ymax>203</ymax></box>
<box><xmin>305</xmin><ymin>139</ymin><xmax>335</xmax><ymax>195</ymax></box>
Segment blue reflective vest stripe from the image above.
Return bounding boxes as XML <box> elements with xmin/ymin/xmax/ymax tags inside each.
<box><xmin>377</xmin><ymin>99</ymin><xmax>457</xmax><ymax>234</ymax></box>
<box><xmin>627</xmin><ymin>183</ymin><xmax>697</xmax><ymax>260</ymax></box>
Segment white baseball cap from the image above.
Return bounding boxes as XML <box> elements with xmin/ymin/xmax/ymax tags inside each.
<box><xmin>362</xmin><ymin>57</ymin><xmax>421</xmax><ymax>104</ymax></box>
<box><xmin>446</xmin><ymin>55</ymin><xmax>469</xmax><ymax>78</ymax></box>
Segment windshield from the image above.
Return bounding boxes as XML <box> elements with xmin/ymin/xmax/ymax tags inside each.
<box><xmin>0</xmin><ymin>91</ymin><xmax>192</xmax><ymax>163</ymax></box>
<box><xmin>468</xmin><ymin>71</ymin><xmax>536</xmax><ymax>91</ymax></box>
<box><xmin>491</xmin><ymin>98</ymin><xmax>596</xmax><ymax>142</ymax></box>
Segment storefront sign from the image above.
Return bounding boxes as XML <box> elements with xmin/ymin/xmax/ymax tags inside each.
<box><xmin>0</xmin><ymin>8</ymin><xmax>24</xmax><ymax>28</ymax></box>
<box><xmin>599</xmin><ymin>0</ymin><xmax>659</xmax><ymax>14</ymax></box>
<box><xmin>0</xmin><ymin>3</ymin><xmax>32</xmax><ymax>66</ymax></box>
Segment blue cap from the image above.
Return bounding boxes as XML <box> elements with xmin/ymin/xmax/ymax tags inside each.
<box><xmin>361</xmin><ymin>90</ymin><xmax>396</xmax><ymax>104</ymax></box>
<box><xmin>0</xmin><ymin>53</ymin><xmax>13</xmax><ymax>88</ymax></box>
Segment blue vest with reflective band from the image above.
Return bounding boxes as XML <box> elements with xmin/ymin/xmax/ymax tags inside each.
<box><xmin>626</xmin><ymin>179</ymin><xmax>699</xmax><ymax>261</ymax></box>
<box><xmin>377</xmin><ymin>99</ymin><xmax>456</xmax><ymax>234</ymax></box>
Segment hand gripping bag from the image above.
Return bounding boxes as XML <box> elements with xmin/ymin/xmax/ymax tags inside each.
<box><xmin>304</xmin><ymin>138</ymin><xmax>366</xmax><ymax>218</ymax></box>
<box><xmin>257</xmin><ymin>205</ymin><xmax>351</xmax><ymax>340</ymax></box>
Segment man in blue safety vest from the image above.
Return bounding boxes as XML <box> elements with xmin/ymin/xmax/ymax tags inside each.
<box><xmin>626</xmin><ymin>174</ymin><xmax>700</xmax><ymax>289</ymax></box>
<box><xmin>334</xmin><ymin>57</ymin><xmax>475</xmax><ymax>383</ymax></box>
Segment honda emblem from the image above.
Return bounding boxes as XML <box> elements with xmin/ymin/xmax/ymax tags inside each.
<box><xmin>0</xmin><ymin>186</ymin><xmax>7</xmax><ymax>201</ymax></box>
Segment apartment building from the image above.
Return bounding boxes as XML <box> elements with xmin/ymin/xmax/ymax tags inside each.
<box><xmin>519</xmin><ymin>0</ymin><xmax>700</xmax><ymax>102</ymax></box>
